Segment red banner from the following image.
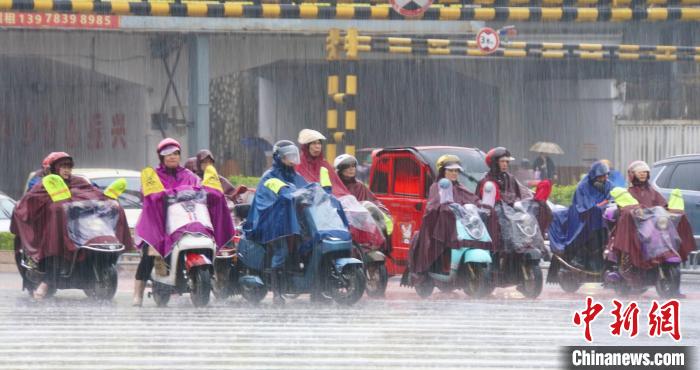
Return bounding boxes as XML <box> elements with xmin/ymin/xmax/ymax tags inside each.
<box><xmin>0</xmin><ymin>12</ymin><xmax>119</xmax><ymax>29</ymax></box>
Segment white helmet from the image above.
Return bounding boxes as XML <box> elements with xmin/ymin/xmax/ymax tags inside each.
<box><xmin>334</xmin><ymin>154</ymin><xmax>358</xmax><ymax>171</ymax></box>
<box><xmin>298</xmin><ymin>129</ymin><xmax>326</xmax><ymax>145</ymax></box>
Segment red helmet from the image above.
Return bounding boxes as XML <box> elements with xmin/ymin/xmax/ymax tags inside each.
<box><xmin>44</xmin><ymin>152</ymin><xmax>73</xmax><ymax>173</ymax></box>
<box><xmin>485</xmin><ymin>147</ymin><xmax>514</xmax><ymax>168</ymax></box>
<box><xmin>157</xmin><ymin>138</ymin><xmax>181</xmax><ymax>156</ymax></box>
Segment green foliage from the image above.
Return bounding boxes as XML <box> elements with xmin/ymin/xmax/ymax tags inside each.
<box><xmin>549</xmin><ymin>184</ymin><xmax>577</xmax><ymax>206</ymax></box>
<box><xmin>0</xmin><ymin>232</ymin><xmax>15</xmax><ymax>251</ymax></box>
<box><xmin>228</xmin><ymin>175</ymin><xmax>261</xmax><ymax>188</ymax></box>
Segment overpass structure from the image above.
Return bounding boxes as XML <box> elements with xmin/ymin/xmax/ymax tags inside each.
<box><xmin>0</xmin><ymin>0</ymin><xmax>698</xmax><ymax>195</ymax></box>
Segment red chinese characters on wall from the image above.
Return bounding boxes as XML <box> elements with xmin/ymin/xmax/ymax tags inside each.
<box><xmin>111</xmin><ymin>113</ymin><xmax>127</xmax><ymax>149</ymax></box>
<box><xmin>2</xmin><ymin>112</ymin><xmax>129</xmax><ymax>151</ymax></box>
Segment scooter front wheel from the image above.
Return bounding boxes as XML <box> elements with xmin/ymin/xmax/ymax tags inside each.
<box><xmin>517</xmin><ymin>264</ymin><xmax>543</xmax><ymax>299</ymax></box>
<box><xmin>557</xmin><ymin>267</ymin><xmax>582</xmax><ymax>294</ymax></box>
<box><xmin>331</xmin><ymin>265</ymin><xmax>366</xmax><ymax>306</ymax></box>
<box><xmin>365</xmin><ymin>263</ymin><xmax>388</xmax><ymax>298</ymax></box>
<box><xmin>655</xmin><ymin>263</ymin><xmax>681</xmax><ymax>298</ymax></box>
<box><xmin>241</xmin><ymin>281</ymin><xmax>267</xmax><ymax>304</ymax></box>
<box><xmin>84</xmin><ymin>264</ymin><xmax>119</xmax><ymax>301</ymax></box>
<box><xmin>190</xmin><ymin>267</ymin><xmax>212</xmax><ymax>307</ymax></box>
<box><xmin>462</xmin><ymin>263</ymin><xmax>492</xmax><ymax>298</ymax></box>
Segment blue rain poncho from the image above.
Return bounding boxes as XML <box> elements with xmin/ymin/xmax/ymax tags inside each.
<box><xmin>244</xmin><ymin>153</ymin><xmax>309</xmax><ymax>244</ymax></box>
<box><xmin>548</xmin><ymin>161</ymin><xmax>613</xmax><ymax>253</ymax></box>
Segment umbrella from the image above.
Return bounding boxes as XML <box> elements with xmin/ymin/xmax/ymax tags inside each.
<box><xmin>529</xmin><ymin>142</ymin><xmax>564</xmax><ymax>155</ymax></box>
<box><xmin>241</xmin><ymin>137</ymin><xmax>273</xmax><ymax>152</ymax></box>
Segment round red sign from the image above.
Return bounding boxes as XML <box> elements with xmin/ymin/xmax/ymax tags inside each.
<box><xmin>390</xmin><ymin>0</ymin><xmax>434</xmax><ymax>17</ymax></box>
<box><xmin>476</xmin><ymin>27</ymin><xmax>501</xmax><ymax>54</ymax></box>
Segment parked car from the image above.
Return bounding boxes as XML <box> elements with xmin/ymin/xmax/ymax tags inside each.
<box><xmin>650</xmin><ymin>154</ymin><xmax>700</xmax><ymax>248</ymax></box>
<box><xmin>25</xmin><ymin>168</ymin><xmax>142</xmax><ymax>229</ymax></box>
<box><xmin>0</xmin><ymin>192</ymin><xmax>16</xmax><ymax>233</ymax></box>
<box><xmin>74</xmin><ymin>169</ymin><xmax>142</xmax><ymax>229</ymax></box>
<box><xmin>369</xmin><ymin>146</ymin><xmax>488</xmax><ymax>275</ymax></box>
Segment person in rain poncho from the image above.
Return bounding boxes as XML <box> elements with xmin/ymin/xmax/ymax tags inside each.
<box><xmin>601</xmin><ymin>159</ymin><xmax>626</xmax><ymax>189</ymax></box>
<box><xmin>625</xmin><ymin>161</ymin><xmax>667</xmax><ymax>208</ymax></box>
<box><xmin>295</xmin><ymin>129</ymin><xmax>350</xmax><ymax>197</ymax></box>
<box><xmin>132</xmin><ymin>138</ymin><xmax>234</xmax><ymax>306</ymax></box>
<box><xmin>191</xmin><ymin>149</ymin><xmax>252</xmax><ymax>206</ymax></box>
<box><xmin>334</xmin><ymin>153</ymin><xmax>394</xmax><ymax>254</ymax></box>
<box><xmin>244</xmin><ymin>140</ymin><xmax>308</xmax><ymax>305</ymax></box>
<box><xmin>533</xmin><ymin>152</ymin><xmax>556</xmax><ymax>181</ymax></box>
<box><xmin>476</xmin><ymin>147</ymin><xmax>522</xmax><ymax>206</ymax></box>
<box><xmin>532</xmin><ymin>180</ymin><xmax>554</xmax><ymax>238</ymax></box>
<box><xmin>548</xmin><ymin>161</ymin><xmax>612</xmax><ymax>270</ymax></box>
<box><xmin>334</xmin><ymin>154</ymin><xmax>388</xmax><ymax>212</ymax></box>
<box><xmin>11</xmin><ymin>152</ymin><xmax>132</xmax><ymax>300</ymax></box>
<box><xmin>184</xmin><ymin>156</ymin><xmax>197</xmax><ymax>173</ymax></box>
<box><xmin>607</xmin><ymin>161</ymin><xmax>695</xmax><ymax>274</ymax></box>
<box><xmin>25</xmin><ymin>155</ymin><xmax>53</xmax><ymax>193</ymax></box>
<box><xmin>475</xmin><ymin>147</ymin><xmax>523</xmax><ymax>252</ymax></box>
<box><xmin>407</xmin><ymin>155</ymin><xmax>487</xmax><ymax>280</ymax></box>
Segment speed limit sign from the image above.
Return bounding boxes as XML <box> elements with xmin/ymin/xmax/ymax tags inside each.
<box><xmin>476</xmin><ymin>28</ymin><xmax>500</xmax><ymax>54</ymax></box>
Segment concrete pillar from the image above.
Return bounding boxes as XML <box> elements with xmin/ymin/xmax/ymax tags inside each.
<box><xmin>188</xmin><ymin>34</ymin><xmax>210</xmax><ymax>155</ymax></box>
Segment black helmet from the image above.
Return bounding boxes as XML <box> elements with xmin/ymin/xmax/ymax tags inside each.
<box><xmin>485</xmin><ymin>147</ymin><xmax>514</xmax><ymax>169</ymax></box>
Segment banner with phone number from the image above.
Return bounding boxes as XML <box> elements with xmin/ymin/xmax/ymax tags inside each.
<box><xmin>0</xmin><ymin>12</ymin><xmax>119</xmax><ymax>29</ymax></box>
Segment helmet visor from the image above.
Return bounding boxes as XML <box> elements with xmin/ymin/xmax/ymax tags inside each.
<box><xmin>443</xmin><ymin>162</ymin><xmax>464</xmax><ymax>172</ymax></box>
<box><xmin>278</xmin><ymin>145</ymin><xmax>300</xmax><ymax>165</ymax></box>
<box><xmin>159</xmin><ymin>145</ymin><xmax>180</xmax><ymax>156</ymax></box>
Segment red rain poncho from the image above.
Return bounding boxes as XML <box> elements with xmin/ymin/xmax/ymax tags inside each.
<box><xmin>11</xmin><ymin>176</ymin><xmax>133</xmax><ymax>262</ymax></box>
<box><xmin>409</xmin><ymin>180</ymin><xmax>488</xmax><ymax>274</ymax></box>
<box><xmin>296</xmin><ymin>144</ymin><xmax>350</xmax><ymax>198</ymax></box>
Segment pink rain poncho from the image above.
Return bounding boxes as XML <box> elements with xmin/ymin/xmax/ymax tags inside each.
<box><xmin>134</xmin><ymin>164</ymin><xmax>234</xmax><ymax>256</ymax></box>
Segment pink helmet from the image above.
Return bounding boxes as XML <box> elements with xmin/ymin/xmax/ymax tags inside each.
<box><xmin>44</xmin><ymin>152</ymin><xmax>73</xmax><ymax>173</ymax></box>
<box><xmin>157</xmin><ymin>138</ymin><xmax>181</xmax><ymax>156</ymax></box>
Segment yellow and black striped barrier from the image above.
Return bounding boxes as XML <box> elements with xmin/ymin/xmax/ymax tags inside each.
<box><xmin>361</xmin><ymin>45</ymin><xmax>700</xmax><ymax>61</ymax></box>
<box><xmin>335</xmin><ymin>29</ymin><xmax>700</xmax><ymax>61</ymax></box>
<box><xmin>359</xmin><ymin>36</ymin><xmax>700</xmax><ymax>54</ymax></box>
<box><xmin>325</xmin><ymin>29</ymin><xmax>357</xmax><ymax>162</ymax></box>
<box><xmin>123</xmin><ymin>0</ymin><xmax>700</xmax><ymax>7</ymax></box>
<box><xmin>2</xmin><ymin>1</ymin><xmax>700</xmax><ymax>21</ymax></box>
<box><xmin>412</xmin><ymin>0</ymin><xmax>700</xmax><ymax>5</ymax></box>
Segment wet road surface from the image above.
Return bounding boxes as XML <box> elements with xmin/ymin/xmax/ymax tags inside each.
<box><xmin>0</xmin><ymin>272</ymin><xmax>697</xmax><ymax>369</ymax></box>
